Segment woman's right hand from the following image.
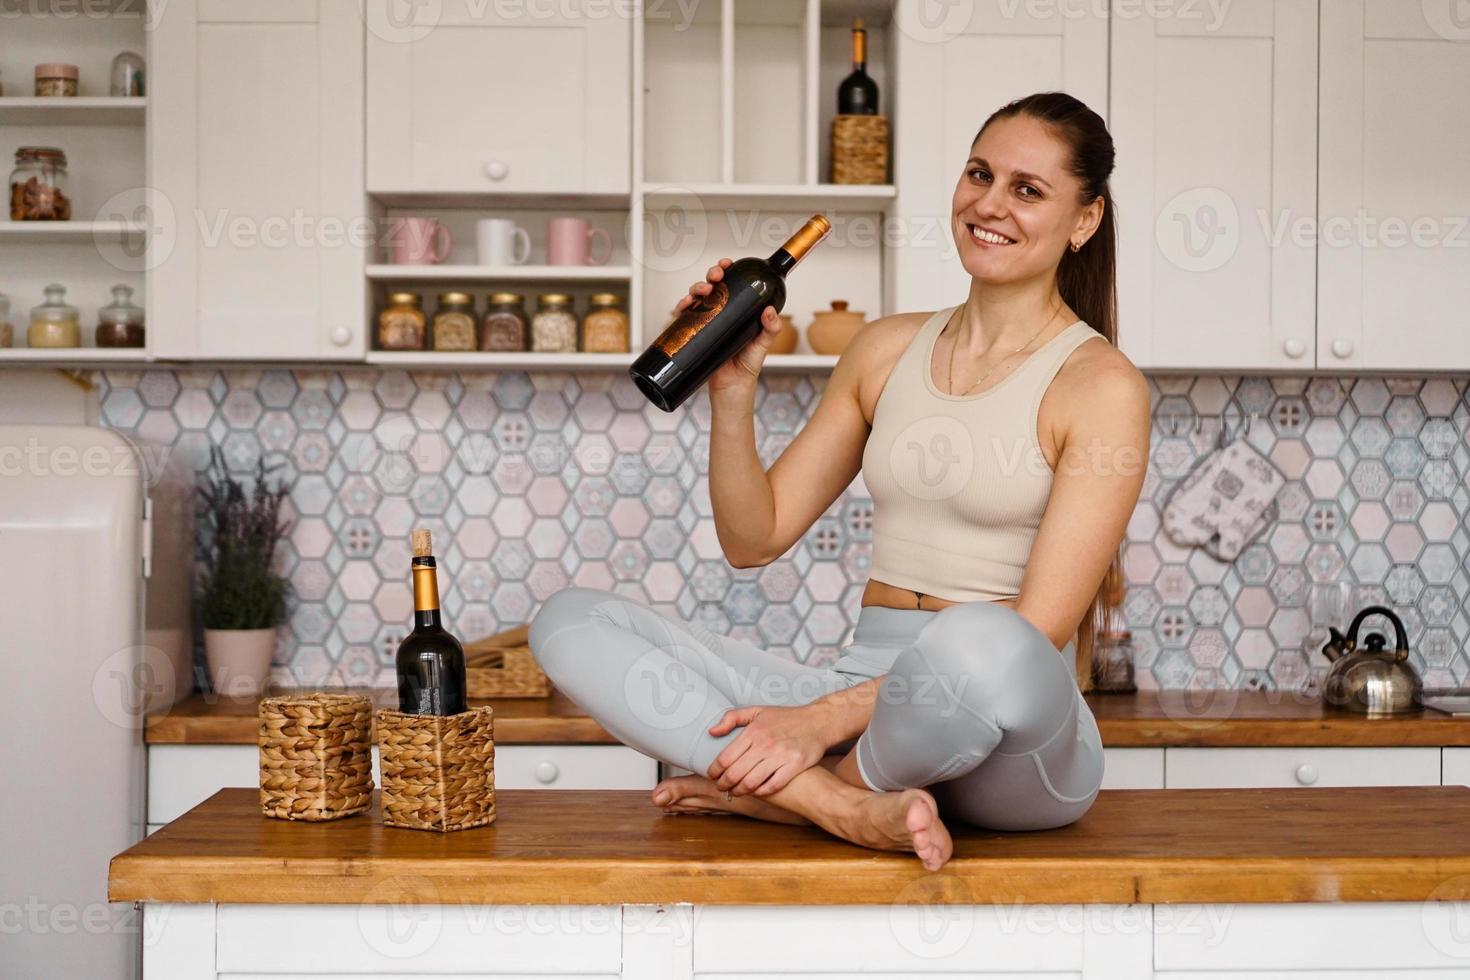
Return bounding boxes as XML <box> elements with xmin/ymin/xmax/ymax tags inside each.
<box><xmin>670</xmin><ymin>257</ymin><xmax>784</xmax><ymax>399</ymax></box>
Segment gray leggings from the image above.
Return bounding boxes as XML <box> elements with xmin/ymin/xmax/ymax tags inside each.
<box><xmin>528</xmin><ymin>587</ymin><xmax>1105</xmax><ymax>831</ymax></box>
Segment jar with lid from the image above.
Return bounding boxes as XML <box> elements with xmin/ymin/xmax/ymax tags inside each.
<box><xmin>377</xmin><ymin>291</ymin><xmax>425</xmax><ymax>351</ymax></box>
<box><xmin>35</xmin><ymin>63</ymin><xmax>78</xmax><ymax>97</ymax></box>
<box><xmin>0</xmin><ymin>293</ymin><xmax>13</xmax><ymax>349</ymax></box>
<box><xmin>480</xmin><ymin>292</ymin><xmax>529</xmax><ymax>352</ymax></box>
<box><xmin>28</xmin><ymin>283</ymin><xmax>80</xmax><ymax>349</ymax></box>
<box><xmin>580</xmin><ymin>293</ymin><xmax>629</xmax><ymax>353</ymax></box>
<box><xmin>110</xmin><ymin>51</ymin><xmax>145</xmax><ymax>97</ymax></box>
<box><xmin>530</xmin><ymin>293</ymin><xmax>577</xmax><ymax>353</ymax></box>
<box><xmin>10</xmin><ymin>147</ymin><xmax>70</xmax><ymax>221</ymax></box>
<box><xmin>1090</xmin><ymin>630</ymin><xmax>1137</xmax><ymax>693</ymax></box>
<box><xmin>430</xmin><ymin>292</ymin><xmax>477</xmax><ymax>351</ymax></box>
<box><xmin>95</xmin><ymin>284</ymin><xmax>146</xmax><ymax>348</ymax></box>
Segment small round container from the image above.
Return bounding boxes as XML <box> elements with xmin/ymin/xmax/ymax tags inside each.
<box><xmin>0</xmin><ymin>293</ymin><xmax>13</xmax><ymax>349</ymax></box>
<box><xmin>9</xmin><ymin>147</ymin><xmax>70</xmax><ymax>221</ymax></box>
<box><xmin>431</xmin><ymin>291</ymin><xmax>477</xmax><ymax>351</ymax></box>
<box><xmin>480</xmin><ymin>292</ymin><xmax>529</xmax><ymax>352</ymax></box>
<box><xmin>110</xmin><ymin>51</ymin><xmax>145</xmax><ymax>97</ymax></box>
<box><xmin>95</xmin><ymin>284</ymin><xmax>146</xmax><ymax>348</ymax></box>
<box><xmin>531</xmin><ymin>293</ymin><xmax>577</xmax><ymax>353</ymax></box>
<box><xmin>35</xmin><ymin>63</ymin><xmax>79</xmax><ymax>97</ymax></box>
<box><xmin>580</xmin><ymin>293</ymin><xmax>629</xmax><ymax>353</ymax></box>
<box><xmin>377</xmin><ymin>291</ymin><xmax>425</xmax><ymax>351</ymax></box>
<box><xmin>1091</xmin><ymin>630</ymin><xmax>1137</xmax><ymax>693</ymax></box>
<box><xmin>28</xmin><ymin>283</ymin><xmax>81</xmax><ymax>349</ymax></box>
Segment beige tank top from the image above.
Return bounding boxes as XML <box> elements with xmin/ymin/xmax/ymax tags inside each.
<box><xmin>860</xmin><ymin>304</ymin><xmax>1104</xmax><ymax>603</ymax></box>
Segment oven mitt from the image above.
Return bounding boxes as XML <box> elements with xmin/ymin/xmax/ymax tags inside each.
<box><xmin>1162</xmin><ymin>438</ymin><xmax>1284</xmax><ymax>561</ymax></box>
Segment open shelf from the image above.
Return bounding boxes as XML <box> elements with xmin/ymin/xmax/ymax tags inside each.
<box><xmin>0</xmin><ymin>97</ymin><xmax>145</xmax><ymax>125</ymax></box>
<box><xmin>364</xmin><ymin>351</ymin><xmax>634</xmax><ymax>369</ymax></box>
<box><xmin>0</xmin><ymin>348</ymin><xmax>150</xmax><ymax>365</ymax></box>
<box><xmin>0</xmin><ymin>221</ymin><xmax>147</xmax><ymax>244</ymax></box>
<box><xmin>367</xmin><ymin>265</ymin><xmax>632</xmax><ymax>283</ymax></box>
<box><xmin>642</xmin><ymin>182</ymin><xmax>894</xmax><ymax>209</ymax></box>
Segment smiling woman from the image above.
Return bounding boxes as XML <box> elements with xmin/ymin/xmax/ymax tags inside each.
<box><xmin>530</xmin><ymin>92</ymin><xmax>1150</xmax><ymax>872</ymax></box>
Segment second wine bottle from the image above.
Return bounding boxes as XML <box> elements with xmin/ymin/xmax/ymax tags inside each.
<box><xmin>395</xmin><ymin>529</ymin><xmax>468</xmax><ymax>716</ymax></box>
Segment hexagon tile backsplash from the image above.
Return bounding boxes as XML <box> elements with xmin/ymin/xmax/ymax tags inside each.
<box><xmin>96</xmin><ymin>369</ymin><xmax>1470</xmax><ymax>692</ymax></box>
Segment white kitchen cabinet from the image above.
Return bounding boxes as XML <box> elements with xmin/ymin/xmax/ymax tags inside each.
<box><xmin>1443</xmin><ymin>747</ymin><xmax>1469</xmax><ymax>786</ymax></box>
<box><xmin>365</xmin><ymin>0</ymin><xmax>630</xmax><ymax>197</ymax></box>
<box><xmin>1317</xmin><ymin>0</ymin><xmax>1470</xmax><ymax>371</ymax></box>
<box><xmin>890</xmin><ymin>0</ymin><xmax>1108</xmax><ymax>313</ymax></box>
<box><xmin>149</xmin><ymin>1</ymin><xmax>367</xmax><ymax>359</ymax></box>
<box><xmin>1101</xmin><ymin>747</ymin><xmax>1165</xmax><ymax>789</ymax></box>
<box><xmin>1111</xmin><ymin>0</ymin><xmax>1317</xmax><ymax>370</ymax></box>
<box><xmin>1164</xmin><ymin>746</ymin><xmax>1442</xmax><ymax>788</ymax></box>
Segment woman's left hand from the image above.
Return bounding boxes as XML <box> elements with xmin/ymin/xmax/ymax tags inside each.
<box><xmin>706</xmin><ymin>704</ymin><xmax>828</xmax><ymax>797</ymax></box>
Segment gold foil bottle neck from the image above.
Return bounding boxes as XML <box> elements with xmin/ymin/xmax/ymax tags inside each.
<box><xmin>781</xmin><ymin>215</ymin><xmax>832</xmax><ymax>263</ymax></box>
<box><xmin>412</xmin><ymin>564</ymin><xmax>441</xmax><ymax>612</ymax></box>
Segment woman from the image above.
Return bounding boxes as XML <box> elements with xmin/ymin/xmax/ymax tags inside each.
<box><xmin>529</xmin><ymin>92</ymin><xmax>1149</xmax><ymax>871</ymax></box>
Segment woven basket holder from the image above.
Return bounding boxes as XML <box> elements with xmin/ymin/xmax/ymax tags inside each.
<box><xmin>831</xmin><ymin>114</ymin><xmax>889</xmax><ymax>185</ymax></box>
<box><xmin>376</xmin><ymin>705</ymin><xmax>497</xmax><ymax>832</ymax></box>
<box><xmin>258</xmin><ymin>692</ymin><xmax>374</xmax><ymax>821</ymax></box>
<box><xmin>466</xmin><ymin>644</ymin><xmax>551</xmax><ymax>698</ymax></box>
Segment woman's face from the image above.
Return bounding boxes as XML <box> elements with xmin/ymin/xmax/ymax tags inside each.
<box><xmin>951</xmin><ymin>114</ymin><xmax>1097</xmax><ymax>286</ymax></box>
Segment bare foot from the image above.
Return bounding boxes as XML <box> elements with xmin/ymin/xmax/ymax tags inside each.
<box><xmin>837</xmin><ymin>788</ymin><xmax>954</xmax><ymax>871</ymax></box>
<box><xmin>651</xmin><ymin>775</ymin><xmax>810</xmax><ymax>826</ymax></box>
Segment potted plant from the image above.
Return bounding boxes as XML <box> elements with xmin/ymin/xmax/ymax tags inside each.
<box><xmin>197</xmin><ymin>446</ymin><xmax>292</xmax><ymax>698</ymax></box>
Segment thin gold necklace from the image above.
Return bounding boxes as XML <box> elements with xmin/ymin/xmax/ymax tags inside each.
<box><xmin>944</xmin><ymin>302</ymin><xmax>1064</xmax><ymax>396</ymax></box>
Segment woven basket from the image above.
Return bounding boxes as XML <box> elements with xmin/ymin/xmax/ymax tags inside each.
<box><xmin>465</xmin><ymin>624</ymin><xmax>551</xmax><ymax>698</ymax></box>
<box><xmin>258</xmin><ymin>692</ymin><xmax>374</xmax><ymax>821</ymax></box>
<box><xmin>377</xmin><ymin>705</ymin><xmax>496</xmax><ymax>832</ymax></box>
<box><xmin>831</xmin><ymin>114</ymin><xmax>889</xmax><ymax>185</ymax></box>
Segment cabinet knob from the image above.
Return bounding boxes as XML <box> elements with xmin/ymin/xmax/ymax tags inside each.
<box><xmin>484</xmin><ymin>160</ymin><xmax>509</xmax><ymax>181</ymax></box>
<box><xmin>1282</xmin><ymin>339</ymin><xmax>1306</xmax><ymax>359</ymax></box>
<box><xmin>1294</xmin><ymin>763</ymin><xmax>1319</xmax><ymax>786</ymax></box>
<box><xmin>1330</xmin><ymin>338</ymin><xmax>1354</xmax><ymax>359</ymax></box>
<box><xmin>329</xmin><ymin>326</ymin><xmax>352</xmax><ymax>347</ymax></box>
<box><xmin>534</xmin><ymin>761</ymin><xmax>559</xmax><ymax>784</ymax></box>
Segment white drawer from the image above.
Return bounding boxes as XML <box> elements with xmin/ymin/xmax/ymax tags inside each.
<box><xmin>148</xmin><ymin>745</ymin><xmax>260</xmax><ymax>824</ymax></box>
<box><xmin>494</xmin><ymin>745</ymin><xmax>658</xmax><ymax>790</ymax></box>
<box><xmin>1165</xmin><ymin>747</ymin><xmax>1441</xmax><ymax>788</ymax></box>
<box><xmin>1443</xmin><ymin>747</ymin><xmax>1470</xmax><ymax>786</ymax></box>
<box><xmin>1101</xmin><ymin>748</ymin><xmax>1165</xmax><ymax>789</ymax></box>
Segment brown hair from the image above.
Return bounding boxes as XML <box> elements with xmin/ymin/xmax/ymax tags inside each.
<box><xmin>974</xmin><ymin>91</ymin><xmax>1122</xmax><ymax>690</ymax></box>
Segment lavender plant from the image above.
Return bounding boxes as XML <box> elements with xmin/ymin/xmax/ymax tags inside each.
<box><xmin>198</xmin><ymin>446</ymin><xmax>292</xmax><ymax>631</ymax></box>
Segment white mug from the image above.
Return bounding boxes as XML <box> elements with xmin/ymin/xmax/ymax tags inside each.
<box><xmin>476</xmin><ymin>218</ymin><xmax>532</xmax><ymax>266</ymax></box>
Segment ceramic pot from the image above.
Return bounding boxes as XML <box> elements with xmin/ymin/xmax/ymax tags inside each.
<box><xmin>769</xmin><ymin>314</ymin><xmax>798</xmax><ymax>354</ymax></box>
<box><xmin>204</xmin><ymin>627</ymin><xmax>276</xmax><ymax>698</ymax></box>
<box><xmin>808</xmin><ymin>300</ymin><xmax>865</xmax><ymax>355</ymax></box>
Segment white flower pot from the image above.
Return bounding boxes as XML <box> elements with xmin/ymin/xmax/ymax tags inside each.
<box><xmin>203</xmin><ymin>627</ymin><xmax>277</xmax><ymax>698</ymax></box>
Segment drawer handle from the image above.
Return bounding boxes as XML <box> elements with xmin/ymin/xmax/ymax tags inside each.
<box><xmin>1282</xmin><ymin>338</ymin><xmax>1305</xmax><ymax>359</ymax></box>
<box><xmin>534</xmin><ymin>761</ymin><xmax>559</xmax><ymax>784</ymax></box>
<box><xmin>484</xmin><ymin>160</ymin><xmax>509</xmax><ymax>181</ymax></box>
<box><xmin>329</xmin><ymin>326</ymin><xmax>353</xmax><ymax>347</ymax></box>
<box><xmin>1294</xmin><ymin>763</ymin><xmax>1319</xmax><ymax>786</ymax></box>
<box><xmin>1330</xmin><ymin>338</ymin><xmax>1354</xmax><ymax>359</ymax></box>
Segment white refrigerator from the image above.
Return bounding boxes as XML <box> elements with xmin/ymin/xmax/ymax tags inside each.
<box><xmin>0</xmin><ymin>424</ymin><xmax>152</xmax><ymax>978</ymax></box>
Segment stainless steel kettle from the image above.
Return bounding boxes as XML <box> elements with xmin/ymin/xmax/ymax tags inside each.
<box><xmin>1319</xmin><ymin>604</ymin><xmax>1422</xmax><ymax>714</ymax></box>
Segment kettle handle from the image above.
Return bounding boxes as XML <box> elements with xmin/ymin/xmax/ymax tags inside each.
<box><xmin>1346</xmin><ymin>604</ymin><xmax>1409</xmax><ymax>660</ymax></box>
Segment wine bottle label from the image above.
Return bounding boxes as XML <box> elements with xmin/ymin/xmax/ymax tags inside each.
<box><xmin>653</xmin><ymin>279</ymin><xmax>728</xmax><ymax>357</ymax></box>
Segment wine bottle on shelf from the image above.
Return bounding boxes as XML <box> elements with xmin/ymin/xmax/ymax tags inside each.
<box><xmin>836</xmin><ymin>18</ymin><xmax>878</xmax><ymax>115</ymax></box>
<box><xmin>629</xmin><ymin>214</ymin><xmax>832</xmax><ymax>412</ymax></box>
<box><xmin>395</xmin><ymin>530</ymin><xmax>468</xmax><ymax>716</ymax></box>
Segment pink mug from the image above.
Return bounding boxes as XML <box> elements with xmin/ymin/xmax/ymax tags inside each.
<box><xmin>547</xmin><ymin>217</ymin><xmax>612</xmax><ymax>266</ymax></box>
<box><xmin>388</xmin><ymin>217</ymin><xmax>452</xmax><ymax>265</ymax></box>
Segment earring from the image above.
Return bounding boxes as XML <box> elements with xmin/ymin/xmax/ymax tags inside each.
<box><xmin>1069</xmin><ymin>239</ymin><xmax>1081</xmax><ymax>252</ymax></box>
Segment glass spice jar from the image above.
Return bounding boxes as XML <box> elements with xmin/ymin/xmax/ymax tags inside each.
<box><xmin>28</xmin><ymin>283</ymin><xmax>80</xmax><ymax>349</ymax></box>
<box><xmin>35</xmin><ymin>63</ymin><xmax>78</xmax><ymax>97</ymax></box>
<box><xmin>580</xmin><ymin>292</ymin><xmax>629</xmax><ymax>353</ymax></box>
<box><xmin>480</xmin><ymin>292</ymin><xmax>529</xmax><ymax>352</ymax></box>
<box><xmin>110</xmin><ymin>51</ymin><xmax>145</xmax><ymax>97</ymax></box>
<box><xmin>10</xmin><ymin>147</ymin><xmax>71</xmax><ymax>221</ymax></box>
<box><xmin>95</xmin><ymin>284</ymin><xmax>146</xmax><ymax>348</ymax></box>
<box><xmin>1090</xmin><ymin>630</ymin><xmax>1137</xmax><ymax>693</ymax></box>
<box><xmin>531</xmin><ymin>293</ymin><xmax>578</xmax><ymax>353</ymax></box>
<box><xmin>377</xmin><ymin>291</ymin><xmax>425</xmax><ymax>351</ymax></box>
<box><xmin>0</xmin><ymin>293</ymin><xmax>13</xmax><ymax>349</ymax></box>
<box><xmin>431</xmin><ymin>291</ymin><xmax>477</xmax><ymax>351</ymax></box>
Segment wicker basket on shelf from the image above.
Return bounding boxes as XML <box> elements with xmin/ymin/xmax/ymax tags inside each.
<box><xmin>465</xmin><ymin>624</ymin><xmax>551</xmax><ymax>698</ymax></box>
<box><xmin>831</xmin><ymin>114</ymin><xmax>889</xmax><ymax>184</ymax></box>
<box><xmin>376</xmin><ymin>705</ymin><xmax>496</xmax><ymax>832</ymax></box>
<box><xmin>257</xmin><ymin>692</ymin><xmax>374</xmax><ymax>821</ymax></box>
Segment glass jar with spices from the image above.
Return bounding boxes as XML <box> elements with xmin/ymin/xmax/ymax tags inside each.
<box><xmin>431</xmin><ymin>291</ymin><xmax>477</xmax><ymax>351</ymax></box>
<box><xmin>10</xmin><ymin>147</ymin><xmax>70</xmax><ymax>221</ymax></box>
<box><xmin>480</xmin><ymin>292</ymin><xmax>529</xmax><ymax>352</ymax></box>
<box><xmin>580</xmin><ymin>293</ymin><xmax>629</xmax><ymax>353</ymax></box>
<box><xmin>95</xmin><ymin>284</ymin><xmax>145</xmax><ymax>348</ymax></box>
<box><xmin>531</xmin><ymin>293</ymin><xmax>578</xmax><ymax>353</ymax></box>
<box><xmin>377</xmin><ymin>291</ymin><xmax>425</xmax><ymax>351</ymax></box>
<box><xmin>0</xmin><ymin>293</ymin><xmax>13</xmax><ymax>349</ymax></box>
<box><xmin>35</xmin><ymin>63</ymin><xmax>78</xmax><ymax>97</ymax></box>
<box><xmin>1090</xmin><ymin>630</ymin><xmax>1137</xmax><ymax>693</ymax></box>
<box><xmin>28</xmin><ymin>283</ymin><xmax>80</xmax><ymax>349</ymax></box>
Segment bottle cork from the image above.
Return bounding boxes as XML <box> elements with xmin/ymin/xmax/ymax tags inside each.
<box><xmin>412</xmin><ymin>529</ymin><xmax>433</xmax><ymax>558</ymax></box>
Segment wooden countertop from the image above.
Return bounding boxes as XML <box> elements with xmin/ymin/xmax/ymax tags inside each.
<box><xmin>110</xmin><ymin>785</ymin><xmax>1470</xmax><ymax>906</ymax></box>
<box><xmin>146</xmin><ymin>687</ymin><xmax>1470</xmax><ymax>747</ymax></box>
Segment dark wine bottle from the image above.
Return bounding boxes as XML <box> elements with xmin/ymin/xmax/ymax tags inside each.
<box><xmin>395</xmin><ymin>529</ymin><xmax>467</xmax><ymax>716</ymax></box>
<box><xmin>836</xmin><ymin>18</ymin><xmax>878</xmax><ymax>115</ymax></box>
<box><xmin>630</xmin><ymin>214</ymin><xmax>832</xmax><ymax>412</ymax></box>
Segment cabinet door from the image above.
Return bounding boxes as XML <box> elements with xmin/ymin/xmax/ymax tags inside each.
<box><xmin>1111</xmin><ymin>0</ymin><xmax>1316</xmax><ymax>370</ymax></box>
<box><xmin>150</xmin><ymin>1</ymin><xmax>366</xmax><ymax>359</ymax></box>
<box><xmin>366</xmin><ymin>0</ymin><xmax>631</xmax><ymax>195</ymax></box>
<box><xmin>1318</xmin><ymin>0</ymin><xmax>1470</xmax><ymax>370</ymax></box>
<box><xmin>1164</xmin><ymin>746</ymin><xmax>1441</xmax><ymax>788</ymax></box>
<box><xmin>1443</xmin><ymin>748</ymin><xmax>1468</xmax><ymax>786</ymax></box>
<box><xmin>891</xmin><ymin>0</ymin><xmax>1108</xmax><ymax>312</ymax></box>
